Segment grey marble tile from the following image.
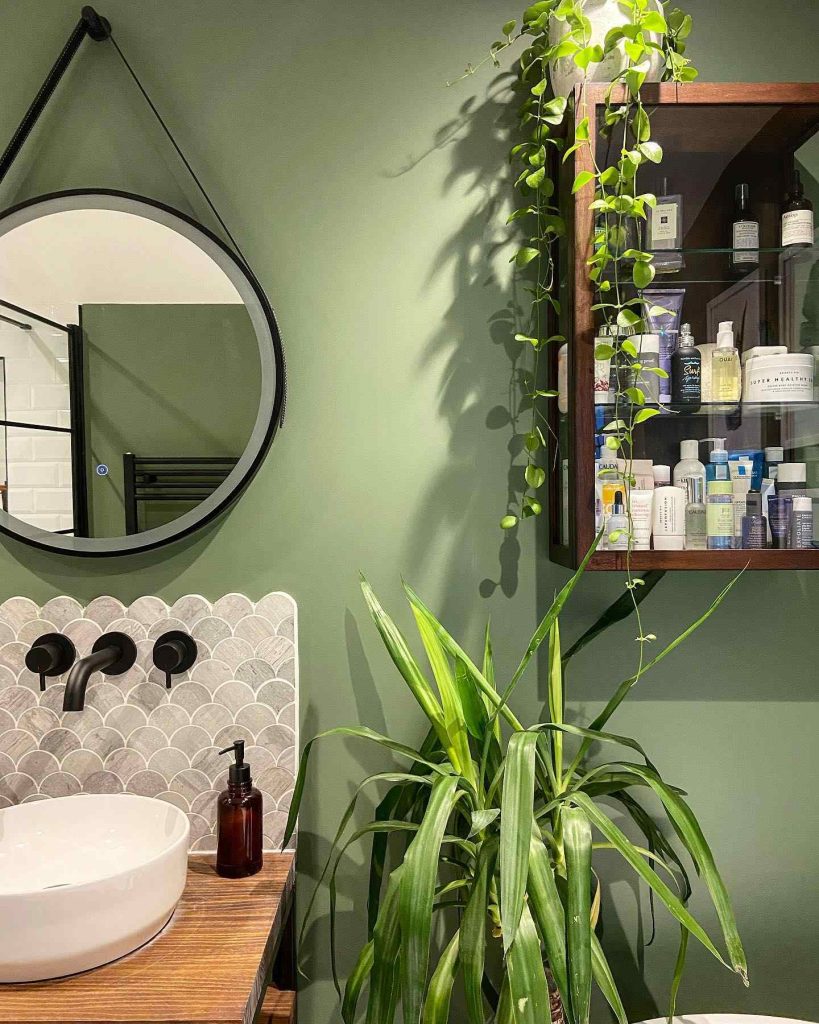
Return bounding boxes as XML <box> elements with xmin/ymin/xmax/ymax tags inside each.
<box><xmin>40</xmin><ymin>771</ymin><xmax>81</xmax><ymax>798</ymax></box>
<box><xmin>213</xmin><ymin>593</ymin><xmax>253</xmax><ymax>627</ymax></box>
<box><xmin>85</xmin><ymin>597</ymin><xmax>126</xmax><ymax>629</ymax></box>
<box><xmin>0</xmin><ymin>772</ymin><xmax>36</xmax><ymax>802</ymax></box>
<box><xmin>0</xmin><ymin>591</ymin><xmax>297</xmax><ymax>849</ymax></box>
<box><xmin>41</xmin><ymin>597</ymin><xmax>83</xmax><ymax>629</ymax></box>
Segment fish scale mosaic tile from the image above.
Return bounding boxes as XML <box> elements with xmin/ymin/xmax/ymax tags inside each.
<box><xmin>0</xmin><ymin>592</ymin><xmax>298</xmax><ymax>851</ymax></box>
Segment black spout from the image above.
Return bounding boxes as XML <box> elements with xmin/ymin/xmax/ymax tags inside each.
<box><xmin>62</xmin><ymin>632</ymin><xmax>137</xmax><ymax>711</ymax></box>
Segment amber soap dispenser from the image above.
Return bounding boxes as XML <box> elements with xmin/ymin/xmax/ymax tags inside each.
<box><xmin>216</xmin><ymin>740</ymin><xmax>263</xmax><ymax>878</ymax></box>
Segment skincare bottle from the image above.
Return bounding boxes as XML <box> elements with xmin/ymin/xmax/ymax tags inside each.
<box><xmin>788</xmin><ymin>494</ymin><xmax>814</xmax><ymax>548</ymax></box>
<box><xmin>741</xmin><ymin>490</ymin><xmax>767</xmax><ymax>548</ymax></box>
<box><xmin>683</xmin><ymin>476</ymin><xmax>707</xmax><ymax>551</ymax></box>
<box><xmin>647</xmin><ymin>178</ymin><xmax>684</xmax><ymax>273</ymax></box>
<box><xmin>696</xmin><ymin>341</ymin><xmax>716</xmax><ymax>403</ymax></box>
<box><xmin>768</xmin><ymin>495</ymin><xmax>794</xmax><ymax>550</ymax></box>
<box><xmin>781</xmin><ymin>169</ymin><xmax>814</xmax><ymax>248</ymax></box>
<box><xmin>652</xmin><ymin>486</ymin><xmax>686</xmax><ymax>550</ymax></box>
<box><xmin>673</xmin><ymin>439</ymin><xmax>706</xmax><ymax>498</ymax></box>
<box><xmin>671</xmin><ymin>324</ymin><xmax>701</xmax><ymax>408</ymax></box>
<box><xmin>764</xmin><ymin>445</ymin><xmax>784</xmax><ymax>483</ymax></box>
<box><xmin>730</xmin><ymin>461</ymin><xmax>753</xmax><ymax>548</ymax></box>
<box><xmin>711</xmin><ymin>322</ymin><xmax>741</xmax><ymax>403</ymax></box>
<box><xmin>706</xmin><ymin>479</ymin><xmax>734</xmax><ymax>550</ymax></box>
<box><xmin>776</xmin><ymin>463</ymin><xmax>807</xmax><ymax>497</ymax></box>
<box><xmin>705</xmin><ymin>438</ymin><xmax>730</xmax><ymax>484</ymax></box>
<box><xmin>630</xmin><ymin>459</ymin><xmax>655</xmax><ymax>491</ymax></box>
<box><xmin>653</xmin><ymin>464</ymin><xmax>671</xmax><ymax>487</ymax></box>
<box><xmin>628</xmin><ymin>490</ymin><xmax>654</xmax><ymax>550</ymax></box>
<box><xmin>594</xmin><ymin>326</ymin><xmax>614</xmax><ymax>405</ymax></box>
<box><xmin>216</xmin><ymin>739</ymin><xmax>263</xmax><ymax>879</ymax></box>
<box><xmin>731</xmin><ymin>183</ymin><xmax>759</xmax><ymax>270</ymax></box>
<box><xmin>606</xmin><ymin>490</ymin><xmax>630</xmax><ymax>551</ymax></box>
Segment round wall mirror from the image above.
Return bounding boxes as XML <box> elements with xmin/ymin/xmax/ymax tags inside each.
<box><xmin>0</xmin><ymin>190</ymin><xmax>284</xmax><ymax>556</ymax></box>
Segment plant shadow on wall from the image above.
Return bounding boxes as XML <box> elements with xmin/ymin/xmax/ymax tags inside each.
<box><xmin>392</xmin><ymin>73</ymin><xmax>535</xmax><ymax>603</ymax></box>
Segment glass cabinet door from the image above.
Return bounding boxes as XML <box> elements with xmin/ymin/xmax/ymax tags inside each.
<box><xmin>553</xmin><ymin>88</ymin><xmax>819</xmax><ymax>569</ymax></box>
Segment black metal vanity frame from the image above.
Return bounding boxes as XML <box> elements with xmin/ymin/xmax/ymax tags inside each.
<box><xmin>0</xmin><ymin>5</ymin><xmax>288</xmax><ymax>558</ymax></box>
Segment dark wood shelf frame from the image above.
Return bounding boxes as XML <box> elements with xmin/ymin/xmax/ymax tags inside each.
<box><xmin>548</xmin><ymin>82</ymin><xmax>819</xmax><ymax>571</ymax></box>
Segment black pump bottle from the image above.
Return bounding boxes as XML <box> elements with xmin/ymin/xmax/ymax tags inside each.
<box><xmin>216</xmin><ymin>739</ymin><xmax>263</xmax><ymax>878</ymax></box>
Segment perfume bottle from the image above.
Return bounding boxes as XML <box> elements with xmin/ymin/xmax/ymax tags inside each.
<box><xmin>731</xmin><ymin>183</ymin><xmax>759</xmax><ymax>271</ymax></box>
<box><xmin>782</xmin><ymin>169</ymin><xmax>814</xmax><ymax>248</ymax></box>
<box><xmin>711</xmin><ymin>321</ymin><xmax>741</xmax><ymax>403</ymax></box>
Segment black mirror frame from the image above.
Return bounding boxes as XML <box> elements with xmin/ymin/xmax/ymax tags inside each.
<box><xmin>0</xmin><ymin>188</ymin><xmax>286</xmax><ymax>557</ymax></box>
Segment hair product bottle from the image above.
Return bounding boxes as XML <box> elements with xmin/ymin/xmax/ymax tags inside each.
<box><xmin>671</xmin><ymin>324</ymin><xmax>701</xmax><ymax>408</ymax></box>
<box><xmin>712</xmin><ymin>322</ymin><xmax>741</xmax><ymax>403</ymax></box>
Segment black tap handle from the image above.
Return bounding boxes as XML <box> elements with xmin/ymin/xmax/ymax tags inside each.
<box><xmin>25</xmin><ymin>633</ymin><xmax>76</xmax><ymax>692</ymax></box>
<box><xmin>152</xmin><ymin>631</ymin><xmax>197</xmax><ymax>690</ymax></box>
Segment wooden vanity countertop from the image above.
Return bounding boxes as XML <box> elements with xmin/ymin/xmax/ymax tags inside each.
<box><xmin>0</xmin><ymin>853</ymin><xmax>295</xmax><ymax>1024</ymax></box>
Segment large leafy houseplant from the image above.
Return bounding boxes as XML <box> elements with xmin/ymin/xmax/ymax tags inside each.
<box><xmin>284</xmin><ymin>551</ymin><xmax>748</xmax><ymax>1023</ymax></box>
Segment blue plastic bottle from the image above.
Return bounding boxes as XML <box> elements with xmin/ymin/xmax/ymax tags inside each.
<box><xmin>705</xmin><ymin>438</ymin><xmax>730</xmax><ymax>483</ymax></box>
<box><xmin>705</xmin><ymin>439</ymin><xmax>732</xmax><ymax>550</ymax></box>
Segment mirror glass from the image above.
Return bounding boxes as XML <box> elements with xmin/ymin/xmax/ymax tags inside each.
<box><xmin>0</xmin><ymin>193</ymin><xmax>282</xmax><ymax>555</ymax></box>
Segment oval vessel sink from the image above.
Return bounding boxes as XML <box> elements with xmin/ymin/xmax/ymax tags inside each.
<box><xmin>0</xmin><ymin>794</ymin><xmax>189</xmax><ymax>982</ymax></box>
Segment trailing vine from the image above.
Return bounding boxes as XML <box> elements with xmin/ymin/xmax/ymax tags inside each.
<box><xmin>452</xmin><ymin>0</ymin><xmax>697</xmax><ymax>533</ymax></box>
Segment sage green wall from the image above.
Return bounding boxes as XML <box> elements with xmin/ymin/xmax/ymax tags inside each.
<box><xmin>0</xmin><ymin>2</ymin><xmax>817</xmax><ymax>1020</ymax></box>
<box><xmin>82</xmin><ymin>303</ymin><xmax>258</xmax><ymax>535</ymax></box>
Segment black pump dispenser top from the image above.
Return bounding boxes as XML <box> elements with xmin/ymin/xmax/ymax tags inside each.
<box><xmin>219</xmin><ymin>739</ymin><xmax>251</xmax><ymax>784</ymax></box>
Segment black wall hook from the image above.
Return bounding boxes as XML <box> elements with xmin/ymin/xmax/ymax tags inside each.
<box><xmin>152</xmin><ymin>630</ymin><xmax>197</xmax><ymax>689</ymax></box>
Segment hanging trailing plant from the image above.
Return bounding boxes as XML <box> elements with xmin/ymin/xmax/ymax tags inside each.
<box><xmin>452</xmin><ymin>0</ymin><xmax>696</xmax><ymax>533</ymax></box>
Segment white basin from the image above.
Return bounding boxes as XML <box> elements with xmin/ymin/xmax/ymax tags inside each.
<box><xmin>0</xmin><ymin>794</ymin><xmax>189</xmax><ymax>982</ymax></box>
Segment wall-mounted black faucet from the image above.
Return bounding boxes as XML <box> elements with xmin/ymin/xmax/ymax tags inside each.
<box><xmin>25</xmin><ymin>633</ymin><xmax>77</xmax><ymax>692</ymax></box>
<box><xmin>152</xmin><ymin>631</ymin><xmax>197</xmax><ymax>689</ymax></box>
<box><xmin>63</xmin><ymin>632</ymin><xmax>137</xmax><ymax>712</ymax></box>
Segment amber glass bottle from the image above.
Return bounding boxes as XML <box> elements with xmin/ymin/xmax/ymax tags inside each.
<box><xmin>216</xmin><ymin>740</ymin><xmax>263</xmax><ymax>878</ymax></box>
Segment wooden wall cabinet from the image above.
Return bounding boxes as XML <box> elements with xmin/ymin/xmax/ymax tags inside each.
<box><xmin>548</xmin><ymin>83</ymin><xmax>819</xmax><ymax>570</ymax></box>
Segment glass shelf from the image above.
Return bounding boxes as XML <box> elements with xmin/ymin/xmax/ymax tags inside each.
<box><xmin>601</xmin><ymin>244</ymin><xmax>817</xmax><ymax>286</ymax></box>
<box><xmin>594</xmin><ymin>401</ymin><xmax>819</xmax><ymax>419</ymax></box>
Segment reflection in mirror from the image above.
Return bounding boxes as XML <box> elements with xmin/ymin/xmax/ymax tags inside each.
<box><xmin>0</xmin><ymin>204</ymin><xmax>263</xmax><ymax>542</ymax></box>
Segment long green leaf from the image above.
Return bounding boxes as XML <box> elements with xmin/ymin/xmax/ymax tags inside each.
<box><xmin>368</xmin><ymin>728</ymin><xmax>440</xmax><ymax>935</ymax></box>
<box><xmin>500</xmin><ymin>731</ymin><xmax>538</xmax><ymax>951</ymax></box>
<box><xmin>570</xmin><ymin>792</ymin><xmax>730</xmax><ymax>968</ymax></box>
<box><xmin>566</xmin><ymin>572</ymin><xmax>742</xmax><ymax>781</ymax></box>
<box><xmin>590</xmin><ymin>931</ymin><xmax>627</xmax><ymax>1024</ymax></box>
<box><xmin>361</xmin><ymin>577</ymin><xmax>448</xmax><ymax>741</ymax></box>
<box><xmin>548</xmin><ymin>619</ymin><xmax>563</xmax><ymax>783</ymax></box>
<box><xmin>366</xmin><ymin>867</ymin><xmax>403</xmax><ymax>1024</ymax></box>
<box><xmin>421</xmin><ymin>931</ymin><xmax>459</xmax><ymax>1024</ymax></box>
<box><xmin>504</xmin><ymin>530</ymin><xmax>601</xmax><ymax>700</ymax></box>
<box><xmin>528</xmin><ymin>827</ymin><xmax>571</xmax><ymax>1020</ymax></box>
<box><xmin>668</xmin><ymin>926</ymin><xmax>689</xmax><ymax>1021</ymax></box>
<box><xmin>412</xmin><ymin>606</ymin><xmax>475</xmax><ymax>785</ymax></box>
<box><xmin>399</xmin><ymin>774</ymin><xmax>463</xmax><ymax>1024</ymax></box>
<box><xmin>302</xmin><ymin>771</ymin><xmax>433</xmax><ymax>953</ymax></box>
<box><xmin>564</xmin><ymin>806</ymin><xmax>592</xmax><ymax>1024</ymax></box>
<box><xmin>342</xmin><ymin>941</ymin><xmax>374</xmax><ymax>1024</ymax></box>
<box><xmin>507</xmin><ymin>904</ymin><xmax>550</xmax><ymax>1024</ymax></box>
<box><xmin>282</xmin><ymin>725</ymin><xmax>448</xmax><ymax>848</ymax></box>
<box><xmin>482</xmin><ymin>622</ymin><xmax>501</xmax><ymax>742</ymax></box>
<box><xmin>402</xmin><ymin>581</ymin><xmax>524</xmax><ymax>731</ymax></box>
<box><xmin>590</xmin><ymin>573</ymin><xmax>741</xmax><ymax>735</ymax></box>
<box><xmin>455</xmin><ymin>656</ymin><xmax>488</xmax><ymax>741</ymax></box>
<box><xmin>562</xmin><ymin>571</ymin><xmax>666</xmax><ymax>667</ymax></box>
<box><xmin>461</xmin><ymin>842</ymin><xmax>496</xmax><ymax>1024</ymax></box>
<box><xmin>619</xmin><ymin>763</ymin><xmax>748</xmax><ymax>983</ymax></box>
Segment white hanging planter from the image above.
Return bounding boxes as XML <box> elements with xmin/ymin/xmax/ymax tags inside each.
<box><xmin>549</xmin><ymin>0</ymin><xmax>664</xmax><ymax>99</ymax></box>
